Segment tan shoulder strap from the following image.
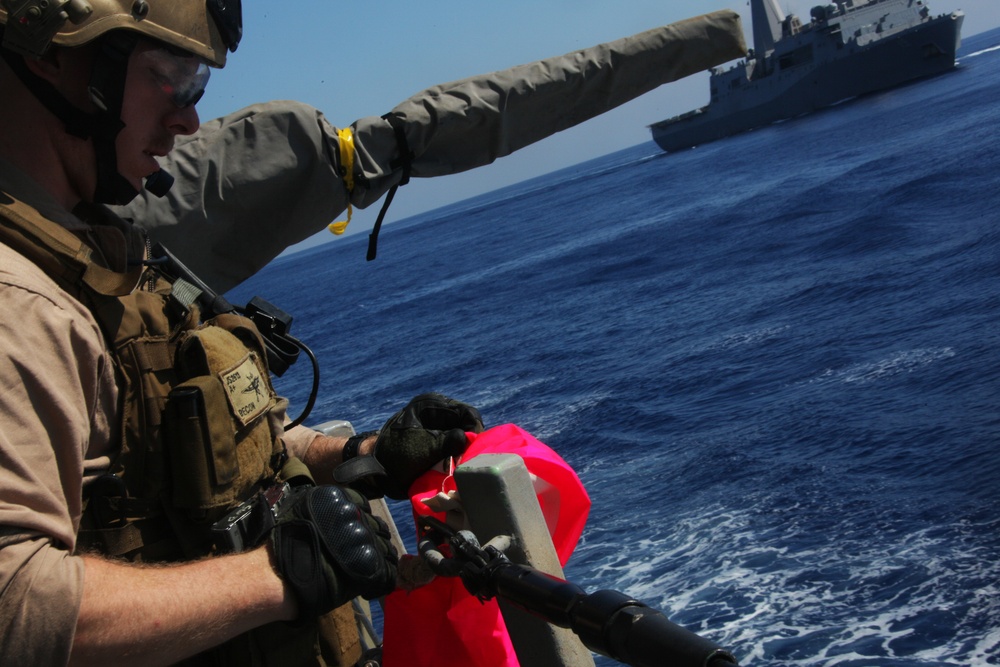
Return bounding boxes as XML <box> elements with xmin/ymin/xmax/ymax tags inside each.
<box><xmin>0</xmin><ymin>192</ymin><xmax>142</xmax><ymax>296</ymax></box>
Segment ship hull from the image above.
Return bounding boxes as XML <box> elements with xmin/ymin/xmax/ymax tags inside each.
<box><xmin>651</xmin><ymin>12</ymin><xmax>963</xmax><ymax>153</ymax></box>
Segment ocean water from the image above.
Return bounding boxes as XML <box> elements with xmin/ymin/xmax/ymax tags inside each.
<box><xmin>229</xmin><ymin>27</ymin><xmax>1000</xmax><ymax>666</ymax></box>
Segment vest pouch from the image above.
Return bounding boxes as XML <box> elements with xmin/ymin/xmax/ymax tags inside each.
<box><xmin>167</xmin><ymin>324</ymin><xmax>282</xmax><ymax>524</ymax></box>
<box><xmin>164</xmin><ymin>377</ymin><xmax>239</xmax><ymax>511</ymax></box>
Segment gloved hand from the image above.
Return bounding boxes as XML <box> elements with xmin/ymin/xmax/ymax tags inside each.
<box><xmin>335</xmin><ymin>393</ymin><xmax>484</xmax><ymax>500</ymax></box>
<box><xmin>374</xmin><ymin>392</ymin><xmax>484</xmax><ymax>499</ymax></box>
<box><xmin>270</xmin><ymin>484</ymin><xmax>398</xmax><ymax>620</ymax></box>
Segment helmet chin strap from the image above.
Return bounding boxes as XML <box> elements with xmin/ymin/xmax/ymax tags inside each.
<box><xmin>87</xmin><ymin>31</ymin><xmax>143</xmax><ymax>205</ymax></box>
<box><xmin>0</xmin><ymin>30</ymin><xmax>175</xmax><ymax>205</ymax></box>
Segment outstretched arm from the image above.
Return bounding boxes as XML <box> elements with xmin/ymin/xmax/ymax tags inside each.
<box><xmin>122</xmin><ymin>11</ymin><xmax>745</xmax><ymax>291</ymax></box>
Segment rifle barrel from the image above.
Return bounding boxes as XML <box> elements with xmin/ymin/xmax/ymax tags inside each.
<box><xmin>491</xmin><ymin>563</ymin><xmax>738</xmax><ymax>667</ymax></box>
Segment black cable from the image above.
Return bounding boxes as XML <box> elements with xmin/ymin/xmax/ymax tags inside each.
<box><xmin>283</xmin><ymin>334</ymin><xmax>320</xmax><ymax>431</ymax></box>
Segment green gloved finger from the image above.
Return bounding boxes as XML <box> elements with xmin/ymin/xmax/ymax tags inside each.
<box><xmin>270</xmin><ymin>485</ymin><xmax>398</xmax><ymax>621</ymax></box>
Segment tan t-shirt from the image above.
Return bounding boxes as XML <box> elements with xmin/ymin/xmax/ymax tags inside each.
<box><xmin>0</xmin><ymin>235</ymin><xmax>108</xmax><ymax>664</ymax></box>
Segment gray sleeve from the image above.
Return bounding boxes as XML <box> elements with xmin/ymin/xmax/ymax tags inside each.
<box><xmin>380</xmin><ymin>11</ymin><xmax>745</xmax><ymax>180</ymax></box>
<box><xmin>123</xmin><ymin>11</ymin><xmax>744</xmax><ymax>292</ymax></box>
<box><xmin>125</xmin><ymin>102</ymin><xmax>350</xmax><ymax>293</ymax></box>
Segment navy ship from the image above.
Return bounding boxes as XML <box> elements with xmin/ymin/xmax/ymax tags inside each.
<box><xmin>650</xmin><ymin>0</ymin><xmax>964</xmax><ymax>152</ymax></box>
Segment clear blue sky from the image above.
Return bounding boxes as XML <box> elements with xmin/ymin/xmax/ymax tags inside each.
<box><xmin>197</xmin><ymin>1</ymin><xmax>998</xmax><ymax>251</ymax></box>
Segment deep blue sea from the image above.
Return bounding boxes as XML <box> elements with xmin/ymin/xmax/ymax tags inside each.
<box><xmin>229</xmin><ymin>27</ymin><xmax>1000</xmax><ymax>667</ymax></box>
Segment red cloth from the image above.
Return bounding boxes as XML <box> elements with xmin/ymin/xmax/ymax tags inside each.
<box><xmin>382</xmin><ymin>424</ymin><xmax>590</xmax><ymax>667</ymax></box>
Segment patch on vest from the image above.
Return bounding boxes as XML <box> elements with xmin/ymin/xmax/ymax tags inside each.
<box><xmin>220</xmin><ymin>354</ymin><xmax>269</xmax><ymax>426</ymax></box>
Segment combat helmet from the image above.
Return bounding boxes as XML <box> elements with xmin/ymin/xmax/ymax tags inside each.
<box><xmin>0</xmin><ymin>0</ymin><xmax>243</xmax><ymax>203</ymax></box>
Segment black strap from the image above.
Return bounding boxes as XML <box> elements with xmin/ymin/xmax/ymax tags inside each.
<box><xmin>383</xmin><ymin>112</ymin><xmax>413</xmax><ymax>183</ymax></box>
<box><xmin>332</xmin><ymin>455</ymin><xmax>387</xmax><ymax>487</ymax></box>
<box><xmin>366</xmin><ymin>185</ymin><xmax>396</xmax><ymax>261</ymax></box>
<box><xmin>367</xmin><ymin>113</ymin><xmax>414</xmax><ymax>261</ymax></box>
<box><xmin>341</xmin><ymin>431</ymin><xmax>378</xmax><ymax>461</ymax></box>
<box><xmin>89</xmin><ymin>32</ymin><xmax>142</xmax><ymax>205</ymax></box>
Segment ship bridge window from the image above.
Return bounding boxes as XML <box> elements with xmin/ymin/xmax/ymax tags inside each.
<box><xmin>778</xmin><ymin>45</ymin><xmax>815</xmax><ymax>70</ymax></box>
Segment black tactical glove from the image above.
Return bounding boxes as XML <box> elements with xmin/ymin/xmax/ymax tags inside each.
<box><xmin>270</xmin><ymin>484</ymin><xmax>397</xmax><ymax>620</ymax></box>
<box><xmin>335</xmin><ymin>393</ymin><xmax>484</xmax><ymax>500</ymax></box>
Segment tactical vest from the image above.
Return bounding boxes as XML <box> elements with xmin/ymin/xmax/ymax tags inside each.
<box><xmin>0</xmin><ymin>191</ymin><xmax>361</xmax><ymax>667</ymax></box>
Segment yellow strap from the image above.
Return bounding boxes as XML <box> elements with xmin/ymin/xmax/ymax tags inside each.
<box><xmin>328</xmin><ymin>127</ymin><xmax>355</xmax><ymax>235</ymax></box>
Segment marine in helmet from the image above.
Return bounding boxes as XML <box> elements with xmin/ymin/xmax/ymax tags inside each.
<box><xmin>0</xmin><ymin>0</ymin><xmax>232</xmax><ymax>205</ymax></box>
<box><xmin>0</xmin><ymin>2</ymin><xmax>484</xmax><ymax>665</ymax></box>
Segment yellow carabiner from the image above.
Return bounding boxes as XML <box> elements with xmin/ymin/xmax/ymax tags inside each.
<box><xmin>329</xmin><ymin>127</ymin><xmax>355</xmax><ymax>235</ymax></box>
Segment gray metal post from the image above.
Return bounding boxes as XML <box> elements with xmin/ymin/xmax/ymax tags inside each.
<box><xmin>455</xmin><ymin>454</ymin><xmax>596</xmax><ymax>667</ymax></box>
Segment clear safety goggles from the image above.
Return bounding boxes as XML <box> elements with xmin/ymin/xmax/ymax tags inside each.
<box><xmin>139</xmin><ymin>48</ymin><xmax>211</xmax><ymax>108</ymax></box>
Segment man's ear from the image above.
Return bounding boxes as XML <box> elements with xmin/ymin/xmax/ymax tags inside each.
<box><xmin>19</xmin><ymin>44</ymin><xmax>97</xmax><ymax>109</ymax></box>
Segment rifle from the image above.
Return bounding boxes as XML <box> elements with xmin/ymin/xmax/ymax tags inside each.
<box><xmin>417</xmin><ymin>515</ymin><xmax>739</xmax><ymax>667</ymax></box>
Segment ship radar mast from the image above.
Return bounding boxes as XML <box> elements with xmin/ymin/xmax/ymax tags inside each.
<box><xmin>750</xmin><ymin>0</ymin><xmax>787</xmax><ymax>56</ymax></box>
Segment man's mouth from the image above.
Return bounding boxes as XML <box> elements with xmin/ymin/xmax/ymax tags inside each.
<box><xmin>142</xmin><ymin>150</ymin><xmax>165</xmax><ymax>174</ymax></box>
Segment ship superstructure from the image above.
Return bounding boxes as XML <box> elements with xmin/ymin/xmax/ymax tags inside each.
<box><xmin>650</xmin><ymin>0</ymin><xmax>964</xmax><ymax>152</ymax></box>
